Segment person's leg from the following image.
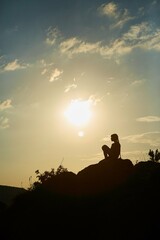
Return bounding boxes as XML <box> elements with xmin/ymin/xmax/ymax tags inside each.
<box><xmin>102</xmin><ymin>145</ymin><xmax>110</xmax><ymax>159</ymax></box>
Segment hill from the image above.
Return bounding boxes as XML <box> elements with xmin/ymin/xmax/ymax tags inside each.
<box><xmin>1</xmin><ymin>158</ymin><xmax>160</xmax><ymax>239</ymax></box>
<box><xmin>0</xmin><ymin>185</ymin><xmax>26</xmax><ymax>207</ymax></box>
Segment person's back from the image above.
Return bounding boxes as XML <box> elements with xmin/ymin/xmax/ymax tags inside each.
<box><xmin>110</xmin><ymin>141</ymin><xmax>121</xmax><ymax>159</ymax></box>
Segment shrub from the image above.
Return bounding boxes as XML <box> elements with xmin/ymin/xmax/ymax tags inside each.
<box><xmin>148</xmin><ymin>149</ymin><xmax>160</xmax><ymax>162</ymax></box>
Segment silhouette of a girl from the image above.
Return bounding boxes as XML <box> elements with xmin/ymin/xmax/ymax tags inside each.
<box><xmin>102</xmin><ymin>133</ymin><xmax>121</xmax><ymax>160</ymax></box>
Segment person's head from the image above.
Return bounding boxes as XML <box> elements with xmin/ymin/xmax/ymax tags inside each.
<box><xmin>111</xmin><ymin>133</ymin><xmax>119</xmax><ymax>142</ymax></box>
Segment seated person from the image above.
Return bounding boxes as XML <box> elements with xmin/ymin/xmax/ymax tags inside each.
<box><xmin>102</xmin><ymin>133</ymin><xmax>121</xmax><ymax>160</ymax></box>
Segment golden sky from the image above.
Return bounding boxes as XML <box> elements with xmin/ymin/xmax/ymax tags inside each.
<box><xmin>0</xmin><ymin>0</ymin><xmax>160</xmax><ymax>188</ymax></box>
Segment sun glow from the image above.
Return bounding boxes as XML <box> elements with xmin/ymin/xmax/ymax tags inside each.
<box><xmin>64</xmin><ymin>99</ymin><xmax>92</xmax><ymax>127</ymax></box>
<box><xmin>78</xmin><ymin>131</ymin><xmax>84</xmax><ymax>137</ymax></box>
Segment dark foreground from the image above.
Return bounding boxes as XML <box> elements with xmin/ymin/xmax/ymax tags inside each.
<box><xmin>1</xmin><ymin>159</ymin><xmax>160</xmax><ymax>239</ymax></box>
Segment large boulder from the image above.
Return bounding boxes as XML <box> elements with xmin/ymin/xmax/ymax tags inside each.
<box><xmin>77</xmin><ymin>158</ymin><xmax>134</xmax><ymax>195</ymax></box>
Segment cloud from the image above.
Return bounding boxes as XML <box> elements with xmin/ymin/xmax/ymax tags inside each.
<box><xmin>131</xmin><ymin>79</ymin><xmax>146</xmax><ymax>86</ymax></box>
<box><xmin>0</xmin><ymin>99</ymin><xmax>12</xmax><ymax>111</ymax></box>
<box><xmin>123</xmin><ymin>22</ymin><xmax>151</xmax><ymax>41</ymax></box>
<box><xmin>38</xmin><ymin>59</ymin><xmax>62</xmax><ymax>82</ymax></box>
<box><xmin>99</xmin><ymin>2</ymin><xmax>118</xmax><ymax>18</ymax></box>
<box><xmin>123</xmin><ymin>132</ymin><xmax>160</xmax><ymax>147</ymax></box>
<box><xmin>136</xmin><ymin>116</ymin><xmax>160</xmax><ymax>122</ymax></box>
<box><xmin>39</xmin><ymin>59</ymin><xmax>47</xmax><ymax>67</ymax></box>
<box><xmin>100</xmin><ymin>22</ymin><xmax>160</xmax><ymax>58</ymax></box>
<box><xmin>123</xmin><ymin>22</ymin><xmax>160</xmax><ymax>51</ymax></box>
<box><xmin>59</xmin><ymin>22</ymin><xmax>160</xmax><ymax>59</ymax></box>
<box><xmin>88</xmin><ymin>95</ymin><xmax>102</xmax><ymax>105</ymax></box>
<box><xmin>60</xmin><ymin>37</ymin><xmax>81</xmax><ymax>55</ymax></box>
<box><xmin>74</xmin><ymin>41</ymin><xmax>101</xmax><ymax>54</ymax></box>
<box><xmin>99</xmin><ymin>38</ymin><xmax>132</xmax><ymax>58</ymax></box>
<box><xmin>45</xmin><ymin>27</ymin><xmax>60</xmax><ymax>46</ymax></box>
<box><xmin>113</xmin><ymin>9</ymin><xmax>135</xmax><ymax>29</ymax></box>
<box><xmin>49</xmin><ymin>68</ymin><xmax>63</xmax><ymax>82</ymax></box>
<box><xmin>59</xmin><ymin>37</ymin><xmax>101</xmax><ymax>57</ymax></box>
<box><xmin>0</xmin><ymin>117</ymin><xmax>9</xmax><ymax>129</ymax></box>
<box><xmin>98</xmin><ymin>2</ymin><xmax>134</xmax><ymax>29</ymax></box>
<box><xmin>59</xmin><ymin>24</ymin><xmax>145</xmax><ymax>59</ymax></box>
<box><xmin>0</xmin><ymin>100</ymin><xmax>12</xmax><ymax>130</ymax></box>
<box><xmin>3</xmin><ymin>59</ymin><xmax>28</xmax><ymax>72</ymax></box>
<box><xmin>64</xmin><ymin>83</ymin><xmax>77</xmax><ymax>93</ymax></box>
<box><xmin>38</xmin><ymin>59</ymin><xmax>54</xmax><ymax>75</ymax></box>
<box><xmin>41</xmin><ymin>68</ymin><xmax>47</xmax><ymax>75</ymax></box>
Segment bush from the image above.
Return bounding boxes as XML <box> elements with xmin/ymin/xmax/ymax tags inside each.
<box><xmin>29</xmin><ymin>165</ymin><xmax>68</xmax><ymax>190</ymax></box>
<box><xmin>148</xmin><ymin>149</ymin><xmax>160</xmax><ymax>162</ymax></box>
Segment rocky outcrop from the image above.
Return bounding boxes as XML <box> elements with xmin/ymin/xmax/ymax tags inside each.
<box><xmin>77</xmin><ymin>158</ymin><xmax>134</xmax><ymax>195</ymax></box>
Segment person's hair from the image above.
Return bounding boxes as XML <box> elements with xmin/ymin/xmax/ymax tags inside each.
<box><xmin>111</xmin><ymin>133</ymin><xmax>119</xmax><ymax>141</ymax></box>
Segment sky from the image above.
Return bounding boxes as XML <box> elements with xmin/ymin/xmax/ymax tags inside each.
<box><xmin>0</xmin><ymin>0</ymin><xmax>160</xmax><ymax>188</ymax></box>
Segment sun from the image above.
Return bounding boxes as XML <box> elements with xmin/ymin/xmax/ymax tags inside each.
<box><xmin>64</xmin><ymin>99</ymin><xmax>92</xmax><ymax>127</ymax></box>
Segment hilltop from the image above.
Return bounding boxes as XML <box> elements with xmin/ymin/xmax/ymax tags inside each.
<box><xmin>1</xmin><ymin>158</ymin><xmax>160</xmax><ymax>239</ymax></box>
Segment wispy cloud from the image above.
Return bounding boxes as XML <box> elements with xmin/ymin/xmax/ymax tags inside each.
<box><xmin>64</xmin><ymin>77</ymin><xmax>77</xmax><ymax>93</ymax></box>
<box><xmin>123</xmin><ymin>22</ymin><xmax>160</xmax><ymax>51</ymax></box>
<box><xmin>122</xmin><ymin>150</ymin><xmax>149</xmax><ymax>162</ymax></box>
<box><xmin>41</xmin><ymin>68</ymin><xmax>47</xmax><ymax>75</ymax></box>
<box><xmin>100</xmin><ymin>22</ymin><xmax>160</xmax><ymax>57</ymax></box>
<box><xmin>131</xmin><ymin>79</ymin><xmax>146</xmax><ymax>86</ymax></box>
<box><xmin>64</xmin><ymin>83</ymin><xmax>77</xmax><ymax>93</ymax></box>
<box><xmin>123</xmin><ymin>22</ymin><xmax>152</xmax><ymax>42</ymax></box>
<box><xmin>0</xmin><ymin>99</ymin><xmax>12</xmax><ymax>111</ymax></box>
<box><xmin>99</xmin><ymin>2</ymin><xmax>118</xmax><ymax>18</ymax></box>
<box><xmin>98</xmin><ymin>2</ymin><xmax>134</xmax><ymax>29</ymax></box>
<box><xmin>60</xmin><ymin>37</ymin><xmax>81</xmax><ymax>55</ymax></box>
<box><xmin>60</xmin><ymin>22</ymin><xmax>160</xmax><ymax>59</ymax></box>
<box><xmin>99</xmin><ymin>23</ymin><xmax>140</xmax><ymax>57</ymax></box>
<box><xmin>113</xmin><ymin>9</ymin><xmax>135</xmax><ymax>29</ymax></box>
<box><xmin>136</xmin><ymin>116</ymin><xmax>160</xmax><ymax>122</ymax></box>
<box><xmin>45</xmin><ymin>26</ymin><xmax>60</xmax><ymax>46</ymax></box>
<box><xmin>2</xmin><ymin>59</ymin><xmax>28</xmax><ymax>72</ymax></box>
<box><xmin>49</xmin><ymin>68</ymin><xmax>63</xmax><ymax>82</ymax></box>
<box><xmin>58</xmin><ymin>20</ymin><xmax>160</xmax><ymax>60</ymax></box>
<box><xmin>38</xmin><ymin>59</ymin><xmax>54</xmax><ymax>75</ymax></box>
<box><xmin>74</xmin><ymin>41</ymin><xmax>101</xmax><ymax>54</ymax></box>
<box><xmin>123</xmin><ymin>132</ymin><xmax>160</xmax><ymax>147</ymax></box>
<box><xmin>88</xmin><ymin>95</ymin><xmax>102</xmax><ymax>105</ymax></box>
<box><xmin>0</xmin><ymin>117</ymin><xmax>9</xmax><ymax>129</ymax></box>
<box><xmin>99</xmin><ymin>38</ymin><xmax>132</xmax><ymax>58</ymax></box>
<box><xmin>60</xmin><ymin>37</ymin><xmax>101</xmax><ymax>58</ymax></box>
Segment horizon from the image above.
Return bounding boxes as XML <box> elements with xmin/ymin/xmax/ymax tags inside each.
<box><xmin>0</xmin><ymin>0</ymin><xmax>160</xmax><ymax>188</ymax></box>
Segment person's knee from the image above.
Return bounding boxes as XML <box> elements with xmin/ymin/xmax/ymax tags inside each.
<box><xmin>102</xmin><ymin>145</ymin><xmax>107</xmax><ymax>151</ymax></box>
